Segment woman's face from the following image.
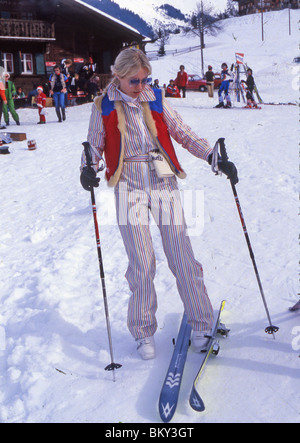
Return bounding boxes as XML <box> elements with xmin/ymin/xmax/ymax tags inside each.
<box><xmin>117</xmin><ymin>67</ymin><xmax>150</xmax><ymax>99</ymax></box>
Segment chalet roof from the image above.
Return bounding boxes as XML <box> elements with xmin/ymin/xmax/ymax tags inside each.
<box><xmin>60</xmin><ymin>0</ymin><xmax>145</xmax><ymax>41</ymax></box>
<box><xmin>75</xmin><ymin>0</ymin><xmax>141</xmax><ymax>35</ymax></box>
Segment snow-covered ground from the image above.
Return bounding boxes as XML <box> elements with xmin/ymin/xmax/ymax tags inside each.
<box><xmin>0</xmin><ymin>10</ymin><xmax>299</xmax><ymax>423</ymax></box>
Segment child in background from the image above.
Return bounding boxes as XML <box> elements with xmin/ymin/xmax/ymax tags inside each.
<box><xmin>165</xmin><ymin>79</ymin><xmax>181</xmax><ymax>98</ymax></box>
<box><xmin>35</xmin><ymin>86</ymin><xmax>47</xmax><ymax>124</ymax></box>
<box><xmin>216</xmin><ymin>63</ymin><xmax>232</xmax><ymax>108</ymax></box>
<box><xmin>241</xmin><ymin>68</ymin><xmax>260</xmax><ymax>108</ymax></box>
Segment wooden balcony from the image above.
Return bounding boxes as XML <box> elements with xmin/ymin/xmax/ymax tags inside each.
<box><xmin>0</xmin><ymin>19</ymin><xmax>55</xmax><ymax>41</ymax></box>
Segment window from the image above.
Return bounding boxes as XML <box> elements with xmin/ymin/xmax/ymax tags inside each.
<box><xmin>0</xmin><ymin>11</ymin><xmax>11</xmax><ymax>18</ymax></box>
<box><xmin>21</xmin><ymin>12</ymin><xmax>34</xmax><ymax>20</ymax></box>
<box><xmin>21</xmin><ymin>53</ymin><xmax>33</xmax><ymax>74</ymax></box>
<box><xmin>1</xmin><ymin>53</ymin><xmax>14</xmax><ymax>73</ymax></box>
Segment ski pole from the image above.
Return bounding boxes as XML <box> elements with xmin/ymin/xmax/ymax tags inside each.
<box><xmin>82</xmin><ymin>142</ymin><xmax>122</xmax><ymax>380</ymax></box>
<box><xmin>215</xmin><ymin>138</ymin><xmax>279</xmax><ymax>339</ymax></box>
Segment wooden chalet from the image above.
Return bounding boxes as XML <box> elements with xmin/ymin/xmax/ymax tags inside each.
<box><xmin>0</xmin><ymin>0</ymin><xmax>145</xmax><ymax>94</ymax></box>
<box><xmin>233</xmin><ymin>0</ymin><xmax>299</xmax><ymax>16</ymax></box>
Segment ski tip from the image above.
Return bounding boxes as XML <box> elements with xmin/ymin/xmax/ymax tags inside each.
<box><xmin>159</xmin><ymin>401</ymin><xmax>176</xmax><ymax>423</ymax></box>
<box><xmin>189</xmin><ymin>387</ymin><xmax>205</xmax><ymax>412</ymax></box>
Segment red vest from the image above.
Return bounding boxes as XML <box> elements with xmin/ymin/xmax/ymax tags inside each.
<box><xmin>96</xmin><ymin>88</ymin><xmax>186</xmax><ymax>187</ymax></box>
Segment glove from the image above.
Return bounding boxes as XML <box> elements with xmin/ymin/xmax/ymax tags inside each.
<box><xmin>218</xmin><ymin>159</ymin><xmax>239</xmax><ymax>185</ymax></box>
<box><xmin>80</xmin><ymin>166</ymin><xmax>100</xmax><ymax>191</ymax></box>
<box><xmin>208</xmin><ymin>153</ymin><xmax>239</xmax><ymax>185</ymax></box>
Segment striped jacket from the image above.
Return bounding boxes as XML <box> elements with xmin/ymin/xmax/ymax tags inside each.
<box><xmin>86</xmin><ymin>83</ymin><xmax>212</xmax><ymax>187</ymax></box>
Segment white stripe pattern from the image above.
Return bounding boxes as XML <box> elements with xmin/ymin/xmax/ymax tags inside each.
<box><xmin>85</xmin><ymin>83</ymin><xmax>214</xmax><ymax>339</ymax></box>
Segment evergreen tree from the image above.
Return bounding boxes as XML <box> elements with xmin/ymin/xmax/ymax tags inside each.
<box><xmin>225</xmin><ymin>0</ymin><xmax>239</xmax><ymax>17</ymax></box>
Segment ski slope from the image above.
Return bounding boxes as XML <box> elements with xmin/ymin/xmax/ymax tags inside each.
<box><xmin>0</xmin><ymin>10</ymin><xmax>299</xmax><ymax>423</ymax></box>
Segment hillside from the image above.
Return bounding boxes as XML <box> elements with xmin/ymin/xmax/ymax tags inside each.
<box><xmin>82</xmin><ymin>0</ymin><xmax>234</xmax><ymax>37</ymax></box>
<box><xmin>147</xmin><ymin>9</ymin><xmax>299</xmax><ymax>104</ymax></box>
<box><xmin>114</xmin><ymin>0</ymin><xmax>229</xmax><ymax>16</ymax></box>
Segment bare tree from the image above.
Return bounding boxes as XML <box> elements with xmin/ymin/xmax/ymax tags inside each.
<box><xmin>183</xmin><ymin>2</ymin><xmax>223</xmax><ymax>41</ymax></box>
<box><xmin>183</xmin><ymin>2</ymin><xmax>223</xmax><ymax>75</ymax></box>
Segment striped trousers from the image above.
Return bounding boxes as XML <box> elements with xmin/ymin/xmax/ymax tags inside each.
<box><xmin>115</xmin><ymin>159</ymin><xmax>214</xmax><ymax>339</ymax></box>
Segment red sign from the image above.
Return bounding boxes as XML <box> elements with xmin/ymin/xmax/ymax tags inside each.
<box><xmin>235</xmin><ymin>53</ymin><xmax>245</xmax><ymax>64</ymax></box>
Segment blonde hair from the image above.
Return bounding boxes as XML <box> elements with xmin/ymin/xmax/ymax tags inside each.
<box><xmin>110</xmin><ymin>48</ymin><xmax>152</xmax><ymax>87</ymax></box>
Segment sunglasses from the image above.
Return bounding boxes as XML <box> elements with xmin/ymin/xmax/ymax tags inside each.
<box><xmin>129</xmin><ymin>77</ymin><xmax>152</xmax><ymax>86</ymax></box>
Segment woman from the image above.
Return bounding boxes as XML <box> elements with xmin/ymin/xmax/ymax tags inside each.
<box><xmin>175</xmin><ymin>65</ymin><xmax>188</xmax><ymax>98</ymax></box>
<box><xmin>80</xmin><ymin>48</ymin><xmax>237</xmax><ymax>360</ymax></box>
<box><xmin>49</xmin><ymin>65</ymin><xmax>67</xmax><ymax>122</ymax></box>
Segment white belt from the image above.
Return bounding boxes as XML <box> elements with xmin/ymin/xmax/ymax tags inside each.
<box><xmin>123</xmin><ymin>155</ymin><xmax>150</xmax><ymax>162</ymax></box>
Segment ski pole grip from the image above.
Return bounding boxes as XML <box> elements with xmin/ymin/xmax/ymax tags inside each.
<box><xmin>82</xmin><ymin>141</ymin><xmax>93</xmax><ymax>168</ymax></box>
<box><xmin>218</xmin><ymin>138</ymin><xmax>229</xmax><ymax>163</ymax></box>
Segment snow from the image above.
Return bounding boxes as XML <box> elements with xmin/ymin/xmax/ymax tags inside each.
<box><xmin>0</xmin><ymin>10</ymin><xmax>299</xmax><ymax>424</ymax></box>
<box><xmin>114</xmin><ymin>0</ymin><xmax>229</xmax><ymax>16</ymax></box>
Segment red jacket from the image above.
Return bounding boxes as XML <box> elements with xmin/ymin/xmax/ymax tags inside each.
<box><xmin>175</xmin><ymin>71</ymin><xmax>188</xmax><ymax>87</ymax></box>
<box><xmin>166</xmin><ymin>84</ymin><xmax>181</xmax><ymax>98</ymax></box>
<box><xmin>0</xmin><ymin>82</ymin><xmax>6</xmax><ymax>102</ymax></box>
<box><xmin>35</xmin><ymin>92</ymin><xmax>46</xmax><ymax>107</ymax></box>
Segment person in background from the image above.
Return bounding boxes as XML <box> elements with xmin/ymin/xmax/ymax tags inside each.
<box><xmin>49</xmin><ymin>65</ymin><xmax>67</xmax><ymax>122</ymax></box>
<box><xmin>61</xmin><ymin>58</ymin><xmax>73</xmax><ymax>106</ymax></box>
<box><xmin>216</xmin><ymin>63</ymin><xmax>232</xmax><ymax>108</ymax></box>
<box><xmin>26</xmin><ymin>83</ymin><xmax>38</xmax><ymax>107</ymax></box>
<box><xmin>82</xmin><ymin>56</ymin><xmax>97</xmax><ymax>80</ymax></box>
<box><xmin>80</xmin><ymin>48</ymin><xmax>238</xmax><ymax>360</ymax></box>
<box><xmin>87</xmin><ymin>74</ymin><xmax>100</xmax><ymax>101</ymax></box>
<box><xmin>35</xmin><ymin>86</ymin><xmax>47</xmax><ymax>124</ymax></box>
<box><xmin>175</xmin><ymin>65</ymin><xmax>188</xmax><ymax>98</ymax></box>
<box><xmin>0</xmin><ymin>74</ymin><xmax>8</xmax><ymax>129</ymax></box>
<box><xmin>3</xmin><ymin>73</ymin><xmax>20</xmax><ymax>126</ymax></box>
<box><xmin>205</xmin><ymin>65</ymin><xmax>215</xmax><ymax>98</ymax></box>
<box><xmin>241</xmin><ymin>68</ymin><xmax>259</xmax><ymax>108</ymax></box>
<box><xmin>152</xmin><ymin>79</ymin><xmax>160</xmax><ymax>89</ymax></box>
<box><xmin>61</xmin><ymin>59</ymin><xmax>73</xmax><ymax>84</ymax></box>
<box><xmin>165</xmin><ymin>79</ymin><xmax>181</xmax><ymax>98</ymax></box>
<box><xmin>15</xmin><ymin>87</ymin><xmax>25</xmax><ymax>98</ymax></box>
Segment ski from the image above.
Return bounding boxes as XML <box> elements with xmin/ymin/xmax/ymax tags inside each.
<box><xmin>189</xmin><ymin>300</ymin><xmax>229</xmax><ymax>412</ymax></box>
<box><xmin>262</xmin><ymin>102</ymin><xmax>297</xmax><ymax>106</ymax></box>
<box><xmin>254</xmin><ymin>84</ymin><xmax>263</xmax><ymax>104</ymax></box>
<box><xmin>289</xmin><ymin>299</ymin><xmax>300</xmax><ymax>312</ymax></box>
<box><xmin>159</xmin><ymin>312</ymin><xmax>191</xmax><ymax>423</ymax></box>
<box><xmin>243</xmin><ymin>105</ymin><xmax>261</xmax><ymax>110</ymax></box>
